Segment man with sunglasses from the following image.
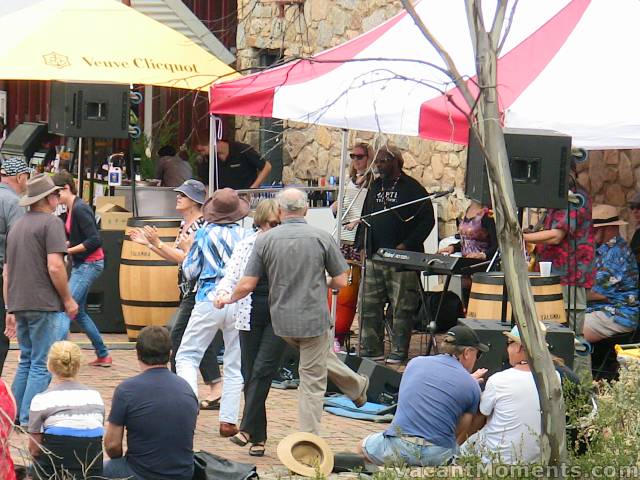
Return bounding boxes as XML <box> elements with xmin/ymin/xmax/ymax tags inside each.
<box><xmin>628</xmin><ymin>193</ymin><xmax>640</xmax><ymax>272</ymax></box>
<box><xmin>460</xmin><ymin>325</ymin><xmax>555</xmax><ymax>465</ymax></box>
<box><xmin>359</xmin><ymin>325</ymin><xmax>487</xmax><ymax>467</ymax></box>
<box><xmin>357</xmin><ymin>144</ymin><xmax>435</xmax><ymax>363</ymax></box>
<box><xmin>0</xmin><ymin>156</ymin><xmax>30</xmax><ymax>375</ymax></box>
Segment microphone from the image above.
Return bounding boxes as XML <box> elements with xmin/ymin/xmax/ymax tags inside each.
<box><xmin>432</xmin><ymin>188</ymin><xmax>454</xmax><ymax>199</ymax></box>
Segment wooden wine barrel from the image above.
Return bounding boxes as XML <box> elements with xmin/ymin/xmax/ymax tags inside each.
<box><xmin>119</xmin><ymin>217</ymin><xmax>182</xmax><ymax>341</ymax></box>
<box><xmin>467</xmin><ymin>272</ymin><xmax>566</xmax><ymax>324</ymax></box>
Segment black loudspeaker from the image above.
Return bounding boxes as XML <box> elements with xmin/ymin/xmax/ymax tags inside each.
<box><xmin>465</xmin><ymin>128</ymin><xmax>572</xmax><ymax>209</ymax></box>
<box><xmin>458</xmin><ymin>318</ymin><xmax>575</xmax><ymax>376</ymax></box>
<box><xmin>49</xmin><ymin>82</ymin><xmax>130</xmax><ymax>139</ymax></box>
<box><xmin>356</xmin><ymin>358</ymin><xmax>402</xmax><ymax>405</ymax></box>
<box><xmin>71</xmin><ymin>230</ymin><xmax>126</xmax><ymax>334</ymax></box>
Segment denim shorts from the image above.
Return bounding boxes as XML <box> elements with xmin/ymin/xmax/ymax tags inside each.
<box><xmin>362</xmin><ymin>432</ymin><xmax>456</xmax><ymax>467</ymax></box>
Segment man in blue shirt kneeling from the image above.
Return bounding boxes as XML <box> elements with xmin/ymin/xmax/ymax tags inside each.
<box><xmin>358</xmin><ymin>325</ymin><xmax>488</xmax><ymax>467</ymax></box>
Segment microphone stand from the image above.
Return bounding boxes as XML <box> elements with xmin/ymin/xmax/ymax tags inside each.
<box><xmin>351</xmin><ymin>189</ymin><xmax>454</xmax><ymax>357</ymax></box>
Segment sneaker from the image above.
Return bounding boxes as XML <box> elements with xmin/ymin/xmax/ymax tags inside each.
<box><xmin>386</xmin><ymin>352</ymin><xmax>407</xmax><ymax>365</ymax></box>
<box><xmin>88</xmin><ymin>356</ymin><xmax>112</xmax><ymax>368</ymax></box>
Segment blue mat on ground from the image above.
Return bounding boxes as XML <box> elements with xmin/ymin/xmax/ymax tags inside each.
<box><xmin>323</xmin><ymin>395</ymin><xmax>396</xmax><ymax>422</ymax></box>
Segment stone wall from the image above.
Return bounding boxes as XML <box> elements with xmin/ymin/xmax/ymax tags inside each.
<box><xmin>235</xmin><ymin>1</ymin><xmax>640</xmax><ymax>240</ymax></box>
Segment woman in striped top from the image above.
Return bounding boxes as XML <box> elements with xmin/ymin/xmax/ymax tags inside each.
<box><xmin>28</xmin><ymin>341</ymin><xmax>105</xmax><ymax>479</ymax></box>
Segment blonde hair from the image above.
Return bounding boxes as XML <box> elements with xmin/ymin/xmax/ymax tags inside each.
<box><xmin>47</xmin><ymin>341</ymin><xmax>82</xmax><ymax>378</ymax></box>
<box><xmin>253</xmin><ymin>198</ymin><xmax>279</xmax><ymax>227</ymax></box>
<box><xmin>349</xmin><ymin>142</ymin><xmax>374</xmax><ymax>184</ymax></box>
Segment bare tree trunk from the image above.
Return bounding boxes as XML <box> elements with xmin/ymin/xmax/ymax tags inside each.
<box><xmin>399</xmin><ymin>0</ymin><xmax>567</xmax><ymax>470</ymax></box>
<box><xmin>471</xmin><ymin>10</ymin><xmax>567</xmax><ymax>471</ymax></box>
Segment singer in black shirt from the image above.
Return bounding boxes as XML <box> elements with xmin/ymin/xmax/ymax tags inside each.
<box><xmin>356</xmin><ymin>144</ymin><xmax>435</xmax><ymax>363</ymax></box>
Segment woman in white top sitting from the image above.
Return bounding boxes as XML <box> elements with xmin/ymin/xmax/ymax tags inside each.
<box><xmin>28</xmin><ymin>341</ymin><xmax>105</xmax><ymax>479</ymax></box>
<box><xmin>214</xmin><ymin>199</ymin><xmax>282</xmax><ymax>457</ymax></box>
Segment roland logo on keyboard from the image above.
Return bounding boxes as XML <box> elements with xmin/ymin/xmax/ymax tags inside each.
<box><xmin>380</xmin><ymin>249</ymin><xmax>409</xmax><ymax>260</ymax></box>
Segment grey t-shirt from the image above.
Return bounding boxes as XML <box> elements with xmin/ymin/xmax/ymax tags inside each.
<box><xmin>244</xmin><ymin>217</ymin><xmax>348</xmax><ymax>338</ymax></box>
<box><xmin>0</xmin><ymin>183</ymin><xmax>25</xmax><ymax>265</ymax></box>
<box><xmin>6</xmin><ymin>211</ymin><xmax>68</xmax><ymax>312</ymax></box>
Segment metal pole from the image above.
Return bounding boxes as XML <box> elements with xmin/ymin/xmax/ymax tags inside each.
<box><xmin>76</xmin><ymin>137</ymin><xmax>84</xmax><ymax>200</ymax></box>
<box><xmin>209</xmin><ymin>115</ymin><xmax>218</xmax><ymax>196</ymax></box>
<box><xmin>330</xmin><ymin>129</ymin><xmax>349</xmax><ymax>326</ymax></box>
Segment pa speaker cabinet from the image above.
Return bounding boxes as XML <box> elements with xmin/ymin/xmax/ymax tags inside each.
<box><xmin>465</xmin><ymin>128</ymin><xmax>571</xmax><ymax>209</ymax></box>
<box><xmin>49</xmin><ymin>82</ymin><xmax>129</xmax><ymax>139</ymax></box>
<box><xmin>458</xmin><ymin>318</ymin><xmax>575</xmax><ymax>376</ymax></box>
<box><xmin>70</xmin><ymin>230</ymin><xmax>126</xmax><ymax>333</ymax></box>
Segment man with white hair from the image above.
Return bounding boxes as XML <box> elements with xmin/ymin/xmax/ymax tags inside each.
<box><xmin>217</xmin><ymin>188</ymin><xmax>369</xmax><ymax>435</ymax></box>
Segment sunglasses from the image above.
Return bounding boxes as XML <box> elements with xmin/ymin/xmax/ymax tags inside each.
<box><xmin>267</xmin><ymin>220</ymin><xmax>280</xmax><ymax>228</ymax></box>
<box><xmin>630</xmin><ymin>205</ymin><xmax>640</xmax><ymax>210</ymax></box>
<box><xmin>350</xmin><ymin>153</ymin><xmax>367</xmax><ymax>160</ymax></box>
<box><xmin>176</xmin><ymin>192</ymin><xmax>187</xmax><ymax>198</ymax></box>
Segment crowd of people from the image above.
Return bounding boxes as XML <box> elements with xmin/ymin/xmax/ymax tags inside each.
<box><xmin>0</xmin><ymin>136</ymin><xmax>638</xmax><ymax>477</ymax></box>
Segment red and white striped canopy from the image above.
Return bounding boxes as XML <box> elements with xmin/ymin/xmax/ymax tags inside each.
<box><xmin>210</xmin><ymin>0</ymin><xmax>640</xmax><ymax>149</ymax></box>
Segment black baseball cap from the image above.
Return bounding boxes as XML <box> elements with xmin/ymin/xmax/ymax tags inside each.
<box><xmin>444</xmin><ymin>325</ymin><xmax>489</xmax><ymax>352</ymax></box>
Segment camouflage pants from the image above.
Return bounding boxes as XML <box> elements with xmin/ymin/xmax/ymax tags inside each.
<box><xmin>360</xmin><ymin>260</ymin><xmax>420</xmax><ymax>357</ymax></box>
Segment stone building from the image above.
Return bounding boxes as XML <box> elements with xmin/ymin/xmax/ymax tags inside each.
<box><xmin>234</xmin><ymin>0</ymin><xmax>639</xmax><ymax>238</ymax></box>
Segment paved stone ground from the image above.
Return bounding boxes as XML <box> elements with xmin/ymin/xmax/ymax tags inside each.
<box><xmin>4</xmin><ymin>330</ymin><xmax>428</xmax><ymax>477</ymax></box>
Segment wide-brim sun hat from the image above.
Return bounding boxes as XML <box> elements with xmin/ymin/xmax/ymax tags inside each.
<box><xmin>203</xmin><ymin>188</ymin><xmax>249</xmax><ymax>224</ymax></box>
<box><xmin>592</xmin><ymin>204</ymin><xmax>627</xmax><ymax>227</ymax></box>
<box><xmin>174</xmin><ymin>179</ymin><xmax>206</xmax><ymax>205</ymax></box>
<box><xmin>277</xmin><ymin>432</ymin><xmax>334</xmax><ymax>478</ymax></box>
<box><xmin>19</xmin><ymin>174</ymin><xmax>61</xmax><ymax>207</ymax></box>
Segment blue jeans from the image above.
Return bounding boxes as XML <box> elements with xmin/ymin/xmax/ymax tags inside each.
<box><xmin>63</xmin><ymin>260</ymin><xmax>109</xmax><ymax>358</ymax></box>
<box><xmin>103</xmin><ymin>457</ymin><xmax>141</xmax><ymax>479</ymax></box>
<box><xmin>12</xmin><ymin>311</ymin><xmax>66</xmax><ymax>425</ymax></box>
<box><xmin>362</xmin><ymin>432</ymin><xmax>457</xmax><ymax>467</ymax></box>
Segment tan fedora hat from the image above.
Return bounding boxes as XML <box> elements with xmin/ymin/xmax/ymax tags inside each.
<box><xmin>592</xmin><ymin>204</ymin><xmax>627</xmax><ymax>228</ymax></box>
<box><xmin>19</xmin><ymin>174</ymin><xmax>61</xmax><ymax>207</ymax></box>
<box><xmin>277</xmin><ymin>432</ymin><xmax>334</xmax><ymax>477</ymax></box>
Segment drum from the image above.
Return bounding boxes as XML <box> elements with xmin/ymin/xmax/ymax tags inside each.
<box><xmin>467</xmin><ymin>272</ymin><xmax>566</xmax><ymax>324</ymax></box>
<box><xmin>328</xmin><ymin>262</ymin><xmax>362</xmax><ymax>338</ymax></box>
<box><xmin>119</xmin><ymin>217</ymin><xmax>182</xmax><ymax>341</ymax></box>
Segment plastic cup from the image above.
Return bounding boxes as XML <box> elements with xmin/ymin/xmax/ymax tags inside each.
<box><xmin>539</xmin><ymin>261</ymin><xmax>552</xmax><ymax>277</ymax></box>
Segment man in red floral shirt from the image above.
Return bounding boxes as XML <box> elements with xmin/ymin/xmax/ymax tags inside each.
<box><xmin>523</xmin><ymin>185</ymin><xmax>594</xmax><ymax>378</ymax></box>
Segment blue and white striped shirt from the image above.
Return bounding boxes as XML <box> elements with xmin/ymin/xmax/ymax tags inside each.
<box><xmin>182</xmin><ymin>222</ymin><xmax>252</xmax><ymax>302</ymax></box>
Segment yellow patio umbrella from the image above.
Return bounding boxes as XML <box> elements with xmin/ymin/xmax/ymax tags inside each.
<box><xmin>0</xmin><ymin>0</ymin><xmax>238</xmax><ymax>90</ymax></box>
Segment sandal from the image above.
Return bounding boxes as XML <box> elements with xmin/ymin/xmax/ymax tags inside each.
<box><xmin>230</xmin><ymin>431</ymin><xmax>250</xmax><ymax>447</ymax></box>
<box><xmin>199</xmin><ymin>398</ymin><xmax>221</xmax><ymax>410</ymax></box>
<box><xmin>249</xmin><ymin>443</ymin><xmax>265</xmax><ymax>457</ymax></box>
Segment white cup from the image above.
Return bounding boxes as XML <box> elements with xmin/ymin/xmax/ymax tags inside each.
<box><xmin>539</xmin><ymin>261</ymin><xmax>552</xmax><ymax>277</ymax></box>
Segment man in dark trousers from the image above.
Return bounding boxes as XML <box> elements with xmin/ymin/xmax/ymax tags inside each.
<box><xmin>195</xmin><ymin>138</ymin><xmax>272</xmax><ymax>189</ymax></box>
<box><xmin>0</xmin><ymin>157</ymin><xmax>30</xmax><ymax>375</ymax></box>
<box><xmin>357</xmin><ymin>144</ymin><xmax>435</xmax><ymax>363</ymax></box>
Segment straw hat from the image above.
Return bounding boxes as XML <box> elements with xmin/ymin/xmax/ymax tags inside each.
<box><xmin>203</xmin><ymin>188</ymin><xmax>249</xmax><ymax>224</ymax></box>
<box><xmin>592</xmin><ymin>204</ymin><xmax>627</xmax><ymax>228</ymax></box>
<box><xmin>19</xmin><ymin>174</ymin><xmax>61</xmax><ymax>206</ymax></box>
<box><xmin>277</xmin><ymin>432</ymin><xmax>334</xmax><ymax>477</ymax></box>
